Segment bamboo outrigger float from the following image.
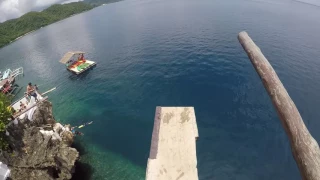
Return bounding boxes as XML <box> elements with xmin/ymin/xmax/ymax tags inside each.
<box><xmin>59</xmin><ymin>51</ymin><xmax>96</xmax><ymax>75</ymax></box>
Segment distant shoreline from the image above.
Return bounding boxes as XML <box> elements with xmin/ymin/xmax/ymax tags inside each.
<box><xmin>0</xmin><ymin>0</ymin><xmax>122</xmax><ymax>49</ymax></box>
<box><xmin>7</xmin><ymin>9</ymin><xmax>92</xmax><ymax>47</ymax></box>
<box><xmin>11</xmin><ymin>30</ymin><xmax>36</xmax><ymax>43</ymax></box>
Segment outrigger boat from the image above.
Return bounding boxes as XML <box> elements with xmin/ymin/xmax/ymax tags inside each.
<box><xmin>0</xmin><ymin>67</ymin><xmax>23</xmax><ymax>81</ymax></box>
<box><xmin>59</xmin><ymin>51</ymin><xmax>96</xmax><ymax>75</ymax></box>
<box><xmin>0</xmin><ymin>77</ymin><xmax>18</xmax><ymax>95</ymax></box>
<box><xmin>0</xmin><ymin>67</ymin><xmax>24</xmax><ymax>97</ymax></box>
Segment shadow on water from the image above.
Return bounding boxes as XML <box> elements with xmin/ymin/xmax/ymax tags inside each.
<box><xmin>71</xmin><ymin>161</ymin><xmax>94</xmax><ymax>180</ymax></box>
<box><xmin>72</xmin><ymin>140</ymin><xmax>88</xmax><ymax>156</ymax></box>
<box><xmin>71</xmin><ymin>140</ymin><xmax>94</xmax><ymax>180</ymax></box>
<box><xmin>68</xmin><ymin>66</ymin><xmax>97</xmax><ymax>81</ymax></box>
<box><xmin>84</xmin><ymin>109</ymin><xmax>154</xmax><ymax>167</ymax></box>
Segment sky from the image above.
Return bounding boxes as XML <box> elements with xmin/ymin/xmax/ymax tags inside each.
<box><xmin>299</xmin><ymin>0</ymin><xmax>320</xmax><ymax>5</ymax></box>
<box><xmin>0</xmin><ymin>0</ymin><xmax>81</xmax><ymax>22</ymax></box>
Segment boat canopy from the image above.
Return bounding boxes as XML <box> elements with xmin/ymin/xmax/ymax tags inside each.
<box><xmin>59</xmin><ymin>51</ymin><xmax>85</xmax><ymax>64</ymax></box>
<box><xmin>2</xmin><ymin>69</ymin><xmax>11</xmax><ymax>80</ymax></box>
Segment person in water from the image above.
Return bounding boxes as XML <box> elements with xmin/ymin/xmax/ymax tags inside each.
<box><xmin>26</xmin><ymin>83</ymin><xmax>38</xmax><ymax>102</ymax></box>
<box><xmin>85</xmin><ymin>121</ymin><xmax>93</xmax><ymax>125</ymax></box>
<box><xmin>77</xmin><ymin>121</ymin><xmax>93</xmax><ymax>128</ymax></box>
<box><xmin>75</xmin><ymin>131</ymin><xmax>83</xmax><ymax>136</ymax></box>
<box><xmin>71</xmin><ymin>127</ymin><xmax>84</xmax><ymax>136</ymax></box>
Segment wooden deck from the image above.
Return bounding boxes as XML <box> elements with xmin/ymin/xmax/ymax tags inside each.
<box><xmin>146</xmin><ymin>107</ymin><xmax>199</xmax><ymax>180</ymax></box>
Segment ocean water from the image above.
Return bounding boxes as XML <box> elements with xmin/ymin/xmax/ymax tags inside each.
<box><xmin>1</xmin><ymin>0</ymin><xmax>320</xmax><ymax>179</ymax></box>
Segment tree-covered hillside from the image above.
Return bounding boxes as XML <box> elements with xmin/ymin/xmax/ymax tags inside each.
<box><xmin>0</xmin><ymin>2</ymin><xmax>93</xmax><ymax>48</ymax></box>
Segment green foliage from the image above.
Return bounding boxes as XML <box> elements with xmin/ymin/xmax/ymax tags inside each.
<box><xmin>0</xmin><ymin>2</ymin><xmax>93</xmax><ymax>48</ymax></box>
<box><xmin>0</xmin><ymin>94</ymin><xmax>12</xmax><ymax>150</ymax></box>
<box><xmin>0</xmin><ymin>136</ymin><xmax>9</xmax><ymax>150</ymax></box>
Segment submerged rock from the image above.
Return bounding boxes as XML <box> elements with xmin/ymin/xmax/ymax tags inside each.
<box><xmin>1</xmin><ymin>101</ymin><xmax>79</xmax><ymax>180</ymax></box>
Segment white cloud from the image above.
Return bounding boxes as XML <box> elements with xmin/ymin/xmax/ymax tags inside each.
<box><xmin>0</xmin><ymin>0</ymin><xmax>81</xmax><ymax>22</ymax></box>
<box><xmin>296</xmin><ymin>0</ymin><xmax>320</xmax><ymax>6</ymax></box>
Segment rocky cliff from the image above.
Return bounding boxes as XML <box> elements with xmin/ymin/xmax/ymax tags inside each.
<box><xmin>0</xmin><ymin>101</ymin><xmax>79</xmax><ymax>180</ymax></box>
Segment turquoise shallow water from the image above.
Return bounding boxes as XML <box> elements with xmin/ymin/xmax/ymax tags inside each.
<box><xmin>1</xmin><ymin>0</ymin><xmax>320</xmax><ymax>179</ymax></box>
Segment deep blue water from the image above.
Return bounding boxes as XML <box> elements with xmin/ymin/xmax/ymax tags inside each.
<box><xmin>1</xmin><ymin>0</ymin><xmax>320</xmax><ymax>179</ymax></box>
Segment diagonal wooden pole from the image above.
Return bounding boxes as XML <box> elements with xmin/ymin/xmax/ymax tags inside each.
<box><xmin>238</xmin><ymin>31</ymin><xmax>320</xmax><ymax>180</ymax></box>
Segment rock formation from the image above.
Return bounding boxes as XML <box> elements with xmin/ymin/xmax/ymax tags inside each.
<box><xmin>0</xmin><ymin>101</ymin><xmax>79</xmax><ymax>180</ymax></box>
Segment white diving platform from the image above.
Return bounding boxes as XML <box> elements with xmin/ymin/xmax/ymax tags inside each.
<box><xmin>146</xmin><ymin>107</ymin><xmax>199</xmax><ymax>180</ymax></box>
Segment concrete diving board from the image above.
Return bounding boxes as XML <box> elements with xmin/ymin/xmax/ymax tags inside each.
<box><xmin>146</xmin><ymin>107</ymin><xmax>199</xmax><ymax>180</ymax></box>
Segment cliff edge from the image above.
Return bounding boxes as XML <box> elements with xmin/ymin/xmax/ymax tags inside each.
<box><xmin>0</xmin><ymin>101</ymin><xmax>79</xmax><ymax>180</ymax></box>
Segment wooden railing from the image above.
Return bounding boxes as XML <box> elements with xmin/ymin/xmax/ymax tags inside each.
<box><xmin>238</xmin><ymin>31</ymin><xmax>320</xmax><ymax>180</ymax></box>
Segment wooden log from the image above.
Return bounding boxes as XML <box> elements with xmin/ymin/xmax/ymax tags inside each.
<box><xmin>238</xmin><ymin>31</ymin><xmax>320</xmax><ymax>180</ymax></box>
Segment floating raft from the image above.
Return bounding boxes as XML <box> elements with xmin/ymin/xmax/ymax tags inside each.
<box><xmin>146</xmin><ymin>107</ymin><xmax>199</xmax><ymax>180</ymax></box>
<box><xmin>68</xmin><ymin>60</ymin><xmax>96</xmax><ymax>75</ymax></box>
<box><xmin>59</xmin><ymin>51</ymin><xmax>96</xmax><ymax>75</ymax></box>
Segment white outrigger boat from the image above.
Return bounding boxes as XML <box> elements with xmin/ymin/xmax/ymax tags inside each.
<box><xmin>59</xmin><ymin>51</ymin><xmax>96</xmax><ymax>75</ymax></box>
